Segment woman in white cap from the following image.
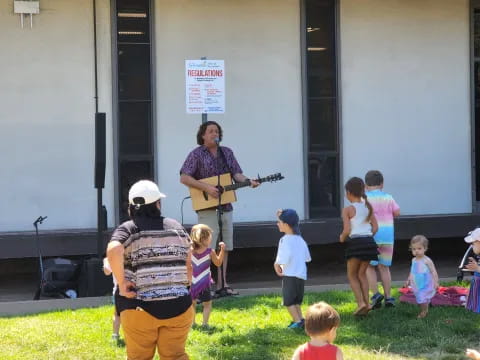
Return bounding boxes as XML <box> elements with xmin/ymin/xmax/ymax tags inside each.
<box><xmin>107</xmin><ymin>180</ymin><xmax>193</xmax><ymax>360</ymax></box>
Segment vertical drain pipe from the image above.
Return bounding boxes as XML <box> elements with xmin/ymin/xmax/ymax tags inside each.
<box><xmin>93</xmin><ymin>0</ymin><xmax>104</xmax><ymax>258</ymax></box>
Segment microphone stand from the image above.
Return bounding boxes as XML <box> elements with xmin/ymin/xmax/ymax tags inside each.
<box><xmin>215</xmin><ymin>141</ymin><xmax>229</xmax><ymax>298</ymax></box>
<box><xmin>33</xmin><ymin>216</ymin><xmax>48</xmax><ymax>300</ymax></box>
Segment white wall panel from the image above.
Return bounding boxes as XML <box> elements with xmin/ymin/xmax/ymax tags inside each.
<box><xmin>340</xmin><ymin>0</ymin><xmax>471</xmax><ymax>215</ymax></box>
<box><xmin>154</xmin><ymin>0</ymin><xmax>304</xmax><ymax>223</ymax></box>
<box><xmin>0</xmin><ymin>0</ymin><xmax>114</xmax><ymax>231</ymax></box>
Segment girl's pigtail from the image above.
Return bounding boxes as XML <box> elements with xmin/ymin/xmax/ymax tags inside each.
<box><xmin>191</xmin><ymin>227</ymin><xmax>201</xmax><ymax>250</ymax></box>
<box><xmin>362</xmin><ymin>193</ymin><xmax>373</xmax><ymax>222</ymax></box>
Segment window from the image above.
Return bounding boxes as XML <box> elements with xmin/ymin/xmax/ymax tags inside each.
<box><xmin>114</xmin><ymin>0</ymin><xmax>154</xmax><ymax>221</ymax></box>
<box><xmin>304</xmin><ymin>0</ymin><xmax>339</xmax><ymax>218</ymax></box>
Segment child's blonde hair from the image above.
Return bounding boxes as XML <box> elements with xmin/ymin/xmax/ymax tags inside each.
<box><xmin>304</xmin><ymin>301</ymin><xmax>340</xmax><ymax>336</ymax></box>
<box><xmin>410</xmin><ymin>235</ymin><xmax>429</xmax><ymax>250</ymax></box>
<box><xmin>190</xmin><ymin>224</ymin><xmax>213</xmax><ymax>250</ymax></box>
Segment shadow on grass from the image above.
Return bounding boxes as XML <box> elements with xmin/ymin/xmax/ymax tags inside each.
<box><xmin>191</xmin><ymin>324</ymin><xmax>306</xmax><ymax>360</ymax></box>
<box><xmin>212</xmin><ymin>290</ymin><xmax>354</xmax><ymax>311</ymax></box>
<box><xmin>312</xmin><ymin>290</ymin><xmax>480</xmax><ymax>360</ymax></box>
<box><xmin>207</xmin><ymin>290</ymin><xmax>480</xmax><ymax>360</ymax></box>
<box><xmin>343</xmin><ymin>303</ymin><xmax>480</xmax><ymax>359</ymax></box>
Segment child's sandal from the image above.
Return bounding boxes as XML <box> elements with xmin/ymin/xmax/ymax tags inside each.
<box><xmin>353</xmin><ymin>305</ymin><xmax>370</xmax><ymax>316</ymax></box>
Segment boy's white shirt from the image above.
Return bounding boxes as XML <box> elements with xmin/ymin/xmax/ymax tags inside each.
<box><xmin>275</xmin><ymin>234</ymin><xmax>311</xmax><ymax>280</ymax></box>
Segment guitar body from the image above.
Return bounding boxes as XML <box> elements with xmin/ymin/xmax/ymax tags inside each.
<box><xmin>189</xmin><ymin>173</ymin><xmax>237</xmax><ymax>211</ymax></box>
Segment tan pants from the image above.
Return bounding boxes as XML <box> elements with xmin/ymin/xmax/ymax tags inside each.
<box><xmin>197</xmin><ymin>209</ymin><xmax>234</xmax><ymax>251</ymax></box>
<box><xmin>120</xmin><ymin>305</ymin><xmax>194</xmax><ymax>360</ymax></box>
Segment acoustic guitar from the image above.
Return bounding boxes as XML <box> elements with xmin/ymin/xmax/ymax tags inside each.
<box><xmin>189</xmin><ymin>172</ymin><xmax>284</xmax><ymax>211</ymax></box>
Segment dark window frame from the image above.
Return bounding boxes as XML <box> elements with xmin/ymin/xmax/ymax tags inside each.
<box><xmin>112</xmin><ymin>0</ymin><xmax>156</xmax><ymax>223</ymax></box>
<box><xmin>301</xmin><ymin>0</ymin><xmax>341</xmax><ymax>219</ymax></box>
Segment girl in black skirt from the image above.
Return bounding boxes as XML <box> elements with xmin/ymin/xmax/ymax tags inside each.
<box><xmin>339</xmin><ymin>177</ymin><xmax>379</xmax><ymax>316</ymax></box>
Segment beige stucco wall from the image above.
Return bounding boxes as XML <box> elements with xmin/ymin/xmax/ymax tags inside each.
<box><xmin>154</xmin><ymin>0</ymin><xmax>304</xmax><ymax>223</ymax></box>
<box><xmin>0</xmin><ymin>0</ymin><xmax>303</xmax><ymax>231</ymax></box>
<box><xmin>0</xmin><ymin>0</ymin><xmax>473</xmax><ymax>232</ymax></box>
<box><xmin>340</xmin><ymin>0</ymin><xmax>471</xmax><ymax>215</ymax></box>
<box><xmin>0</xmin><ymin>0</ymin><xmax>113</xmax><ymax>231</ymax></box>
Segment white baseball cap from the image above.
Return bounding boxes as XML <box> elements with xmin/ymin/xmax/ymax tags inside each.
<box><xmin>465</xmin><ymin>228</ymin><xmax>480</xmax><ymax>243</ymax></box>
<box><xmin>128</xmin><ymin>180</ymin><xmax>166</xmax><ymax>206</ymax></box>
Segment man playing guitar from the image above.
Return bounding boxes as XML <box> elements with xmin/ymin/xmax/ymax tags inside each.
<box><xmin>180</xmin><ymin>121</ymin><xmax>259</xmax><ymax>296</ymax></box>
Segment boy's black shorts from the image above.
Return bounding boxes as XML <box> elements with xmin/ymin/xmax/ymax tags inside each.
<box><xmin>282</xmin><ymin>276</ymin><xmax>305</xmax><ymax>307</ymax></box>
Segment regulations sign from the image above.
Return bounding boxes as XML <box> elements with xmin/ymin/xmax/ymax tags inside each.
<box><xmin>185</xmin><ymin>59</ymin><xmax>225</xmax><ymax>114</ymax></box>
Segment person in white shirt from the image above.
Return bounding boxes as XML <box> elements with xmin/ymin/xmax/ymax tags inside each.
<box><xmin>103</xmin><ymin>257</ymin><xmax>121</xmax><ymax>345</ymax></box>
<box><xmin>274</xmin><ymin>208</ymin><xmax>311</xmax><ymax>329</ymax></box>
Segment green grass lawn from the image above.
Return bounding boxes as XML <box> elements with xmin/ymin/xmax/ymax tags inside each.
<box><xmin>0</xmin><ymin>287</ymin><xmax>479</xmax><ymax>360</ymax></box>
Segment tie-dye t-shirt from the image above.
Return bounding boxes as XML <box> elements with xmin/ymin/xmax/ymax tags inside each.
<box><xmin>365</xmin><ymin>189</ymin><xmax>400</xmax><ymax>245</ymax></box>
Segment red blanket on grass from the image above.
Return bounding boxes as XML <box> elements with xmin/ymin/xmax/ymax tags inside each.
<box><xmin>399</xmin><ymin>286</ymin><xmax>468</xmax><ymax>306</ymax></box>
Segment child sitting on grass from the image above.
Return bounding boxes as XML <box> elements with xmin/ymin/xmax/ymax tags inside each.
<box><xmin>291</xmin><ymin>301</ymin><xmax>344</xmax><ymax>360</ymax></box>
<box><xmin>190</xmin><ymin>224</ymin><xmax>225</xmax><ymax>328</ymax></box>
<box><xmin>464</xmin><ymin>228</ymin><xmax>480</xmax><ymax>313</ymax></box>
<box><xmin>274</xmin><ymin>209</ymin><xmax>311</xmax><ymax>329</ymax></box>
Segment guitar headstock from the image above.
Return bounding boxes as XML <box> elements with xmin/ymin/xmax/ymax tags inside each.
<box><xmin>257</xmin><ymin>173</ymin><xmax>284</xmax><ymax>184</ymax></box>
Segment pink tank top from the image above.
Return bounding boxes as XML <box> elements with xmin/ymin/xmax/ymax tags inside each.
<box><xmin>298</xmin><ymin>342</ymin><xmax>338</xmax><ymax>360</ymax></box>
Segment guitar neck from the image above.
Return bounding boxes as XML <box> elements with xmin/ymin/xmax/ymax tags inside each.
<box><xmin>224</xmin><ymin>180</ymin><xmax>252</xmax><ymax>192</ymax></box>
<box><xmin>223</xmin><ymin>174</ymin><xmax>281</xmax><ymax>191</ymax></box>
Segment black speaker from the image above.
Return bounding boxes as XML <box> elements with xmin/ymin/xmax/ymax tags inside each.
<box><xmin>94</xmin><ymin>112</ymin><xmax>106</xmax><ymax>189</ymax></box>
<box><xmin>77</xmin><ymin>257</ymin><xmax>113</xmax><ymax>297</ymax></box>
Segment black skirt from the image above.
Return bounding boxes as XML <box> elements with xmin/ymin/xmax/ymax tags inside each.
<box><xmin>344</xmin><ymin>236</ymin><xmax>378</xmax><ymax>261</ymax></box>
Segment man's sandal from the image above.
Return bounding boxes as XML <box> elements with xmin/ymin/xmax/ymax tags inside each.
<box><xmin>214</xmin><ymin>287</ymin><xmax>239</xmax><ymax>297</ymax></box>
<box><xmin>224</xmin><ymin>286</ymin><xmax>239</xmax><ymax>296</ymax></box>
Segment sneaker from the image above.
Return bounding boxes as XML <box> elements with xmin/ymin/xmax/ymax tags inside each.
<box><xmin>370</xmin><ymin>292</ymin><xmax>384</xmax><ymax>309</ymax></box>
<box><xmin>384</xmin><ymin>297</ymin><xmax>395</xmax><ymax>308</ymax></box>
<box><xmin>111</xmin><ymin>334</ymin><xmax>120</xmax><ymax>346</ymax></box>
<box><xmin>288</xmin><ymin>321</ymin><xmax>304</xmax><ymax>329</ymax></box>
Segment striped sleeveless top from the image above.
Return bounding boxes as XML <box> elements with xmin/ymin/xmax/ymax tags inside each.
<box><xmin>190</xmin><ymin>248</ymin><xmax>212</xmax><ymax>299</ymax></box>
<box><xmin>122</xmin><ymin>220</ymin><xmax>191</xmax><ymax>301</ymax></box>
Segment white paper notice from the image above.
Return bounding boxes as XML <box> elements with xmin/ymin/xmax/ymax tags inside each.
<box><xmin>185</xmin><ymin>60</ymin><xmax>225</xmax><ymax>114</ymax></box>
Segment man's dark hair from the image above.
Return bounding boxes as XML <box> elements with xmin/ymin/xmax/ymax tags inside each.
<box><xmin>196</xmin><ymin>121</ymin><xmax>223</xmax><ymax>145</ymax></box>
<box><xmin>365</xmin><ymin>170</ymin><xmax>384</xmax><ymax>187</ymax></box>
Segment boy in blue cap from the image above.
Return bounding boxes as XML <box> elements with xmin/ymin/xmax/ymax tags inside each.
<box><xmin>274</xmin><ymin>209</ymin><xmax>312</xmax><ymax>329</ymax></box>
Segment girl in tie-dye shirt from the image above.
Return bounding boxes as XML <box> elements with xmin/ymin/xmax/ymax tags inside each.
<box><xmin>405</xmin><ymin>235</ymin><xmax>439</xmax><ymax>318</ymax></box>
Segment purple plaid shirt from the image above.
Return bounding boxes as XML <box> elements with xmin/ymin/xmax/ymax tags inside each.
<box><xmin>180</xmin><ymin>145</ymin><xmax>243</xmax><ymax>211</ymax></box>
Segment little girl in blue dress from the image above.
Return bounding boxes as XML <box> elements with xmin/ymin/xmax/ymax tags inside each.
<box><xmin>405</xmin><ymin>235</ymin><xmax>439</xmax><ymax>318</ymax></box>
